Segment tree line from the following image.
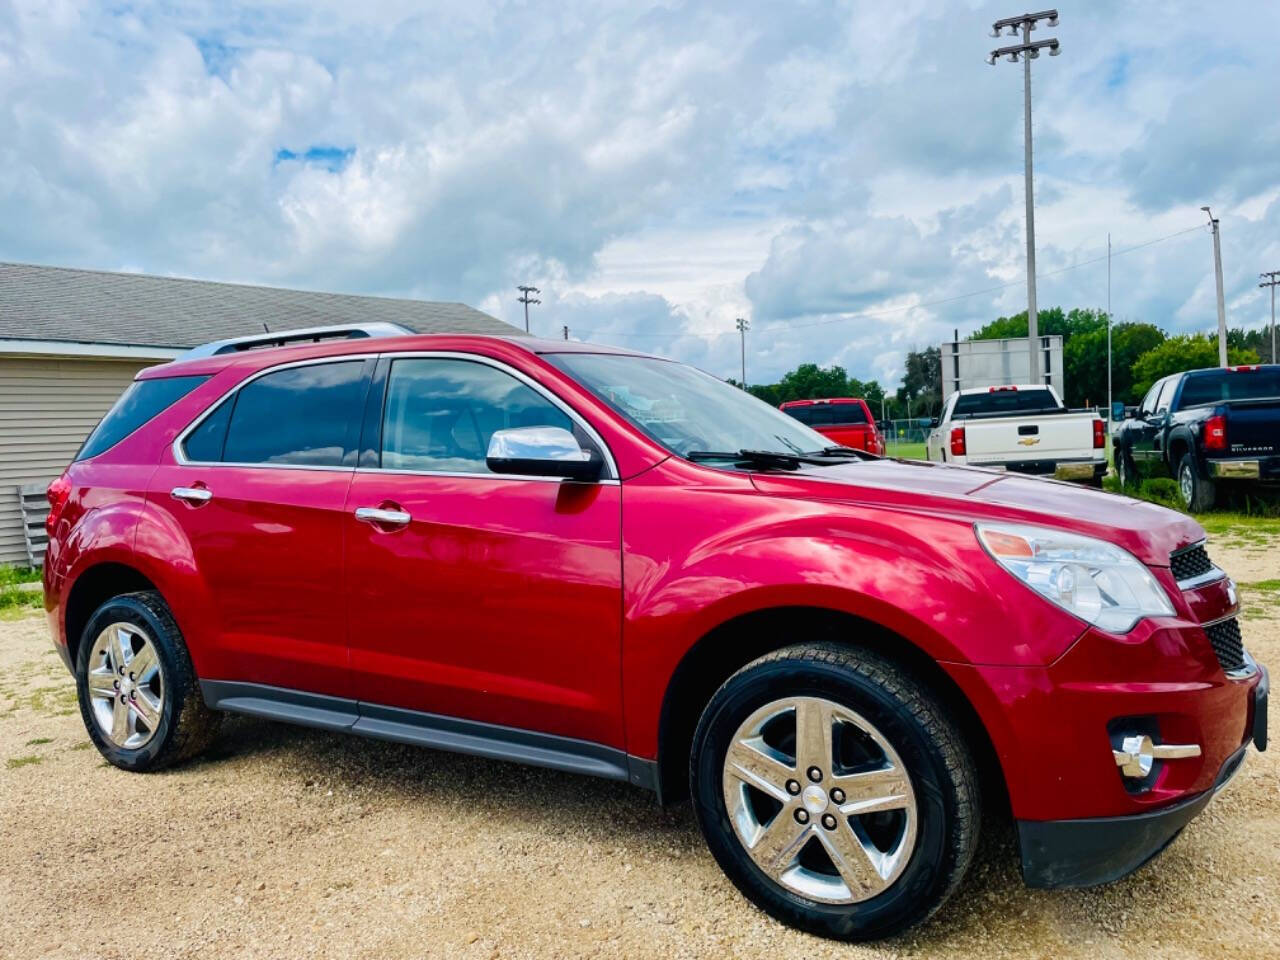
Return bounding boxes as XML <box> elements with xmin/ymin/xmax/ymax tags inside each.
<box><xmin>742</xmin><ymin>306</ymin><xmax>1275</xmax><ymax>420</ymax></box>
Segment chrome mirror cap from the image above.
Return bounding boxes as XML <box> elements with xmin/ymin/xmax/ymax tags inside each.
<box><xmin>486</xmin><ymin>426</ymin><xmax>602</xmax><ymax>481</ymax></box>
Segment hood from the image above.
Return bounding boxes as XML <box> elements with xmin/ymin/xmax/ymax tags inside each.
<box><xmin>748</xmin><ymin>458</ymin><xmax>1203</xmax><ymax>567</ymax></box>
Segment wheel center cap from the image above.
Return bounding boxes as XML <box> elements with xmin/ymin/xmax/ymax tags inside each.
<box><xmin>801</xmin><ymin>784</ymin><xmax>828</xmax><ymax>815</ymax></box>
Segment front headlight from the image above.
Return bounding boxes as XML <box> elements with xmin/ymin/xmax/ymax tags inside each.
<box><xmin>975</xmin><ymin>523</ymin><xmax>1175</xmax><ymax>633</ymax></box>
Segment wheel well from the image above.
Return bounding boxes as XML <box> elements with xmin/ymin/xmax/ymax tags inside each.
<box><xmin>64</xmin><ymin>563</ymin><xmax>156</xmax><ymax>668</ymax></box>
<box><xmin>655</xmin><ymin>606</ymin><xmax>1009</xmax><ymax>818</ymax></box>
<box><xmin>1168</xmin><ymin>437</ymin><xmax>1189</xmax><ymax>469</ymax></box>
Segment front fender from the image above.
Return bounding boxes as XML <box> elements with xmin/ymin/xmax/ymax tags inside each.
<box><xmin>619</xmin><ymin>464</ymin><xmax>1086</xmax><ymax>759</ymax></box>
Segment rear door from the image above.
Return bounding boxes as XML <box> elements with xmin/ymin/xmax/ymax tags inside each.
<box><xmin>148</xmin><ymin>357</ymin><xmax>372</xmax><ymax>699</ymax></box>
<box><xmin>343</xmin><ymin>353</ymin><xmax>625</xmax><ymax>746</ymax></box>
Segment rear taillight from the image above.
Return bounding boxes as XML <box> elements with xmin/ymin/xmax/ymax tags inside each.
<box><xmin>1204</xmin><ymin>414</ymin><xmax>1227</xmax><ymax>451</ymax></box>
<box><xmin>950</xmin><ymin>427</ymin><xmax>967</xmax><ymax>456</ymax></box>
<box><xmin>1092</xmin><ymin>418</ymin><xmax>1105</xmax><ymax>449</ymax></box>
<box><xmin>46</xmin><ymin>473</ymin><xmax>71</xmax><ymax>537</ymax></box>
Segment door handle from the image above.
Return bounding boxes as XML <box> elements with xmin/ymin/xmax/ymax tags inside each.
<box><xmin>171</xmin><ymin>486</ymin><xmax>212</xmax><ymax>504</ymax></box>
<box><xmin>355</xmin><ymin>506</ymin><xmax>412</xmax><ymax>527</ymax></box>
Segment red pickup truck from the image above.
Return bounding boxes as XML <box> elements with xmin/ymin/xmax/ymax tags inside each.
<box><xmin>779</xmin><ymin>397</ymin><xmax>885</xmax><ymax>454</ymax></box>
<box><xmin>43</xmin><ymin>325</ymin><xmax>1267</xmax><ymax>942</ymax></box>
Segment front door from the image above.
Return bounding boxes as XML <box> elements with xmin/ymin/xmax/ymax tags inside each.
<box><xmin>344</xmin><ymin>354</ymin><xmax>624</xmax><ymax>747</ymax></box>
<box><xmin>148</xmin><ymin>358</ymin><xmax>371</xmax><ymax>699</ymax></box>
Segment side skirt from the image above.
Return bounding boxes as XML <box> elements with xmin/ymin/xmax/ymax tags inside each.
<box><xmin>200</xmin><ymin>680</ymin><xmax>659</xmax><ymax>792</ymax></box>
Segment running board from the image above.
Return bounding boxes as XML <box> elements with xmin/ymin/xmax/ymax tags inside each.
<box><xmin>199</xmin><ymin>680</ymin><xmax>656</xmax><ymax>790</ymax></box>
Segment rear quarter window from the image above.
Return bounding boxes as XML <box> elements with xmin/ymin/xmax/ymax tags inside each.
<box><xmin>952</xmin><ymin>389</ymin><xmax>1061</xmax><ymax>418</ymax></box>
<box><xmin>76</xmin><ymin>375</ymin><xmax>209</xmax><ymax>461</ymax></box>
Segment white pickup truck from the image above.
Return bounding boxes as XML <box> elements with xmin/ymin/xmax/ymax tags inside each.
<box><xmin>925</xmin><ymin>385</ymin><xmax>1107</xmax><ymax>484</ymax></box>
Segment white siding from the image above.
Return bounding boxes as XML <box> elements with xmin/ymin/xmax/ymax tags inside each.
<box><xmin>0</xmin><ymin>357</ymin><xmax>153</xmax><ymax>565</ymax></box>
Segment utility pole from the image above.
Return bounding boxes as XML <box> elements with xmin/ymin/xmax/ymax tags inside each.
<box><xmin>735</xmin><ymin>317</ymin><xmax>750</xmax><ymax>389</ymax></box>
<box><xmin>1107</xmin><ymin>233</ymin><xmax>1112</xmax><ymax>423</ymax></box>
<box><xmin>987</xmin><ymin>9</ymin><xmax>1060</xmax><ymax>385</ymax></box>
<box><xmin>1261</xmin><ymin>271</ymin><xmax>1279</xmax><ymax>364</ymax></box>
<box><xmin>517</xmin><ymin>285</ymin><xmax>541</xmax><ymax>334</ymax></box>
<box><xmin>562</xmin><ymin>325</ymin><xmax>569</xmax><ymax>341</ymax></box>
<box><xmin>1201</xmin><ymin>207</ymin><xmax>1227</xmax><ymax>366</ymax></box>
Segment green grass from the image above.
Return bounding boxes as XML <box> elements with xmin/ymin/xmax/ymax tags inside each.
<box><xmin>5</xmin><ymin>755</ymin><xmax>42</xmax><ymax>770</ymax></box>
<box><xmin>0</xmin><ymin>563</ymin><xmax>43</xmax><ymax>616</ymax></box>
<box><xmin>24</xmin><ymin>737</ymin><xmax>54</xmax><ymax>746</ymax></box>
<box><xmin>886</xmin><ymin>441</ymin><xmax>929</xmax><ymax>461</ymax></box>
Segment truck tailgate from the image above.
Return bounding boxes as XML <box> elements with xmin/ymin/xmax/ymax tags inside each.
<box><xmin>964</xmin><ymin>412</ymin><xmax>1097</xmax><ymax>462</ymax></box>
<box><xmin>1225</xmin><ymin>398</ymin><xmax>1280</xmax><ymax>457</ymax></box>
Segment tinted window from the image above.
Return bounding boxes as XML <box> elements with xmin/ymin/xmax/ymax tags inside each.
<box><xmin>1178</xmin><ymin>369</ymin><xmax>1280</xmax><ymax>408</ymax></box>
<box><xmin>182</xmin><ymin>397</ymin><xmax>232</xmax><ymax>462</ymax></box>
<box><xmin>783</xmin><ymin>403</ymin><xmax>867</xmax><ymax>427</ymax></box>
<box><xmin>1139</xmin><ymin>382</ymin><xmax>1162</xmax><ymax>416</ymax></box>
<box><xmin>77</xmin><ymin>375</ymin><xmax>208</xmax><ymax>461</ymax></box>
<box><xmin>1155</xmin><ymin>378</ymin><xmax>1178</xmax><ymax>412</ymax></box>
<box><xmin>221</xmin><ymin>361</ymin><xmax>367</xmax><ymax>466</ymax></box>
<box><xmin>381</xmin><ymin>358</ymin><xmax>577</xmax><ymax>473</ymax></box>
<box><xmin>951</xmin><ymin>389</ymin><xmax>1061</xmax><ymax>419</ymax></box>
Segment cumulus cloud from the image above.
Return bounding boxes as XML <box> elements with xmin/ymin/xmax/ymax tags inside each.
<box><xmin>1</xmin><ymin>0</ymin><xmax>1278</xmax><ymax>387</ymax></box>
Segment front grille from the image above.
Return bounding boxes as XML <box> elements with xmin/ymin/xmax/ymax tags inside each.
<box><xmin>1171</xmin><ymin>543</ymin><xmax>1213</xmax><ymax>583</ymax></box>
<box><xmin>1205</xmin><ymin>618</ymin><xmax>1246</xmax><ymax>673</ymax></box>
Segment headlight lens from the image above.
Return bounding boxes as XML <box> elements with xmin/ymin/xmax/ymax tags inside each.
<box><xmin>975</xmin><ymin>523</ymin><xmax>1175</xmax><ymax>633</ymax></box>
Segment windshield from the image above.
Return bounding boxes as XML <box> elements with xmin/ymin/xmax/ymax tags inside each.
<box><xmin>1178</xmin><ymin>368</ymin><xmax>1280</xmax><ymax>408</ymax></box>
<box><xmin>548</xmin><ymin>353</ymin><xmax>831</xmax><ymax>459</ymax></box>
<box><xmin>952</xmin><ymin>388</ymin><xmax>1062</xmax><ymax>419</ymax></box>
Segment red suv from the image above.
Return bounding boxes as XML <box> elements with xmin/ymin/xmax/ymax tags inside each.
<box><xmin>44</xmin><ymin>326</ymin><xmax>1267</xmax><ymax>941</ymax></box>
<box><xmin>780</xmin><ymin>397</ymin><xmax>885</xmax><ymax>454</ymax></box>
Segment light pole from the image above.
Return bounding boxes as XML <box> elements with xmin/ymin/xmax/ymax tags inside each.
<box><xmin>1201</xmin><ymin>207</ymin><xmax>1228</xmax><ymax>366</ymax></box>
<box><xmin>1107</xmin><ymin>233</ymin><xmax>1112</xmax><ymax>423</ymax></box>
<box><xmin>987</xmin><ymin>9</ymin><xmax>1060</xmax><ymax>385</ymax></box>
<box><xmin>735</xmin><ymin>317</ymin><xmax>750</xmax><ymax>388</ymax></box>
<box><xmin>1261</xmin><ymin>271</ymin><xmax>1279</xmax><ymax>364</ymax></box>
<box><xmin>517</xmin><ymin>285</ymin><xmax>541</xmax><ymax>334</ymax></box>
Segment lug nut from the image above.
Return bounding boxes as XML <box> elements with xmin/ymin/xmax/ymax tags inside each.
<box><xmin>113</xmin><ymin>680</ymin><xmax>120</xmax><ymax>690</ymax></box>
<box><xmin>830</xmin><ymin>788</ymin><xmax>845</xmax><ymax>805</ymax></box>
<box><xmin>794</xmin><ymin>809</ymin><xmax>809</xmax><ymax>825</ymax></box>
<box><xmin>821</xmin><ymin>813</ymin><xmax>837</xmax><ymax>831</ymax></box>
<box><xmin>807</xmin><ymin>766</ymin><xmax>823</xmax><ymax>783</ymax></box>
<box><xmin>785</xmin><ymin>779</ymin><xmax>801</xmax><ymax>795</ymax></box>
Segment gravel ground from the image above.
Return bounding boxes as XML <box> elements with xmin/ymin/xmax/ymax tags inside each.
<box><xmin>2</xmin><ymin>537</ymin><xmax>1277</xmax><ymax>960</ymax></box>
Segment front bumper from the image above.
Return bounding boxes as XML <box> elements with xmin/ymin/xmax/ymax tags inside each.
<box><xmin>1018</xmin><ymin>664</ymin><xmax>1267</xmax><ymax>888</ymax></box>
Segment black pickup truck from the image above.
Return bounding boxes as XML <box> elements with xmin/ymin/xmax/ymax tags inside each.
<box><xmin>1114</xmin><ymin>364</ymin><xmax>1280</xmax><ymax>510</ymax></box>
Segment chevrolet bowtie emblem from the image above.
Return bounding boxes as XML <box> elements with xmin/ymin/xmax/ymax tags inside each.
<box><xmin>1017</xmin><ymin>437</ymin><xmax>1040</xmax><ymax>446</ymax></box>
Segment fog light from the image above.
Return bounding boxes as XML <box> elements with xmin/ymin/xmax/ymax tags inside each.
<box><xmin>1112</xmin><ymin>734</ymin><xmax>1201</xmax><ymax>779</ymax></box>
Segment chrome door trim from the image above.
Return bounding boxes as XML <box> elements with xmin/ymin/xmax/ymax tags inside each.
<box><xmin>171</xmin><ymin>349</ymin><xmax>620</xmax><ymax>481</ymax></box>
<box><xmin>357</xmin><ymin>350</ymin><xmax>620</xmax><ymax>481</ymax></box>
<box><xmin>172</xmin><ymin>352</ymin><xmax>381</xmax><ymax>469</ymax></box>
<box><xmin>354</xmin><ymin>506</ymin><xmax>412</xmax><ymax>526</ymax></box>
<box><xmin>170</xmin><ymin>486</ymin><xmax>213</xmax><ymax>503</ymax></box>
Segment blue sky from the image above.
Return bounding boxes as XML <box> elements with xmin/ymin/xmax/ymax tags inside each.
<box><xmin>1</xmin><ymin>1</ymin><xmax>1278</xmax><ymax>386</ymax></box>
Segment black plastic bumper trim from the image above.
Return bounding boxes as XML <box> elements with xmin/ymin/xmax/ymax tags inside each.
<box><xmin>1018</xmin><ymin>742</ymin><xmax>1250</xmax><ymax>889</ymax></box>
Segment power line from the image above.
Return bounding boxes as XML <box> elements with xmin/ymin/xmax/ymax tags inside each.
<box><xmin>516</xmin><ymin>285</ymin><xmax>541</xmax><ymax>333</ymax></box>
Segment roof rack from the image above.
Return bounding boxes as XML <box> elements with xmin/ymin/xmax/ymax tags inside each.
<box><xmin>181</xmin><ymin>322</ymin><xmax>413</xmax><ymax>359</ymax></box>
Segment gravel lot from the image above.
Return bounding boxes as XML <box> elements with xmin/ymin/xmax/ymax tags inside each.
<box><xmin>2</xmin><ymin>536</ymin><xmax>1276</xmax><ymax>960</ymax></box>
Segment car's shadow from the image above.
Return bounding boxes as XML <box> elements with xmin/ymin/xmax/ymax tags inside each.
<box><xmin>188</xmin><ymin>715</ymin><xmax>1183</xmax><ymax>949</ymax></box>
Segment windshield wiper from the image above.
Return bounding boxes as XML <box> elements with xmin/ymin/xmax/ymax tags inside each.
<box><xmin>809</xmin><ymin>445</ymin><xmax>881</xmax><ymax>462</ymax></box>
<box><xmin>686</xmin><ymin>448</ymin><xmax>868</xmax><ymax>470</ymax></box>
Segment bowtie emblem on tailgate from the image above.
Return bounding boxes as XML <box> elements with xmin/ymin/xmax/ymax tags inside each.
<box><xmin>1017</xmin><ymin>437</ymin><xmax>1041</xmax><ymax>446</ymax></box>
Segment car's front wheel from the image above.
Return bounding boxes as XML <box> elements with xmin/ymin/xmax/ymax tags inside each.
<box><xmin>75</xmin><ymin>590</ymin><xmax>221</xmax><ymax>771</ymax></box>
<box><xmin>1116</xmin><ymin>446</ymin><xmax>1137</xmax><ymax>489</ymax></box>
<box><xmin>690</xmin><ymin>644</ymin><xmax>980</xmax><ymax>941</ymax></box>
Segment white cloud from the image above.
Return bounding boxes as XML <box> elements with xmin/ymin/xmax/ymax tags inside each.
<box><xmin>1</xmin><ymin>0</ymin><xmax>1278</xmax><ymax>387</ymax></box>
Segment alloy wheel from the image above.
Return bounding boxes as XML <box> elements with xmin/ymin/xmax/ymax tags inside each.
<box><xmin>721</xmin><ymin>695</ymin><xmax>917</xmax><ymax>904</ymax></box>
<box><xmin>85</xmin><ymin>622</ymin><xmax>164</xmax><ymax>749</ymax></box>
<box><xmin>1179</xmin><ymin>463</ymin><xmax>1194</xmax><ymax>507</ymax></box>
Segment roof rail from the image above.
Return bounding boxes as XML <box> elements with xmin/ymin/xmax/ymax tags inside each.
<box><xmin>181</xmin><ymin>322</ymin><xmax>413</xmax><ymax>359</ymax></box>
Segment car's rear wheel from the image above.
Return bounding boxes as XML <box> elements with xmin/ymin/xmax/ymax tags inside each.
<box><xmin>690</xmin><ymin>643</ymin><xmax>980</xmax><ymax>941</ymax></box>
<box><xmin>1177</xmin><ymin>453</ymin><xmax>1216</xmax><ymax>512</ymax></box>
<box><xmin>75</xmin><ymin>591</ymin><xmax>220</xmax><ymax>771</ymax></box>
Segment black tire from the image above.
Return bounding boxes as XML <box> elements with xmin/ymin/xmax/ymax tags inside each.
<box><xmin>1177</xmin><ymin>453</ymin><xmax>1216</xmax><ymax>512</ymax></box>
<box><xmin>75</xmin><ymin>590</ymin><xmax>221</xmax><ymax>771</ymax></box>
<box><xmin>689</xmin><ymin>643</ymin><xmax>980</xmax><ymax>942</ymax></box>
<box><xmin>1115</xmin><ymin>446</ymin><xmax>1137</xmax><ymax>490</ymax></box>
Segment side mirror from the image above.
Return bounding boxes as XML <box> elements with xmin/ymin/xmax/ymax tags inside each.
<box><xmin>486</xmin><ymin>426</ymin><xmax>603</xmax><ymax>481</ymax></box>
<box><xmin>930</xmin><ymin>417</ymin><xmax>940</xmax><ymax>428</ymax></box>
